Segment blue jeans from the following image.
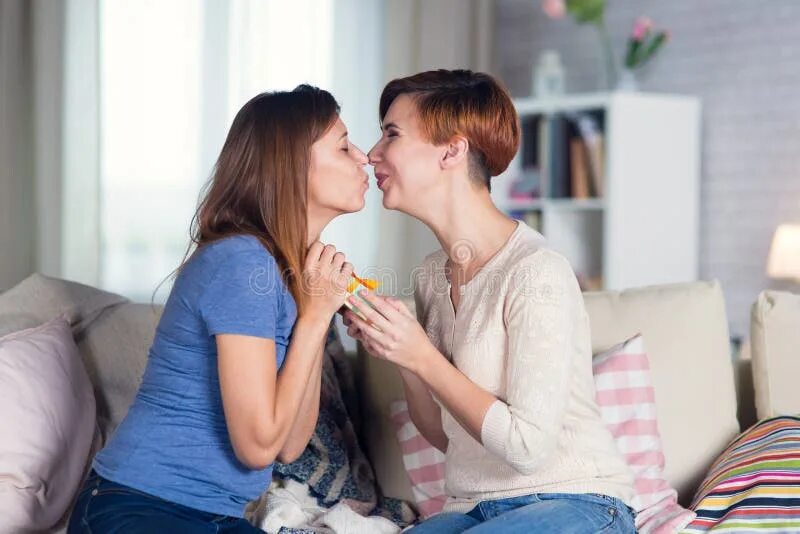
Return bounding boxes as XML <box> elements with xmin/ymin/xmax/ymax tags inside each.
<box><xmin>67</xmin><ymin>470</ymin><xmax>261</xmax><ymax>534</ymax></box>
<box><xmin>407</xmin><ymin>493</ymin><xmax>636</xmax><ymax>534</ymax></box>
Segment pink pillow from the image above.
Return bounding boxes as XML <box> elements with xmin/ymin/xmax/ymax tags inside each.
<box><xmin>389</xmin><ymin>400</ymin><xmax>446</xmax><ymax>518</ymax></box>
<box><xmin>388</xmin><ymin>333</ymin><xmax>694</xmax><ymax>532</ymax></box>
<box><xmin>593</xmin><ymin>334</ymin><xmax>695</xmax><ymax>533</ymax></box>
<box><xmin>0</xmin><ymin>318</ymin><xmax>97</xmax><ymax>532</ymax></box>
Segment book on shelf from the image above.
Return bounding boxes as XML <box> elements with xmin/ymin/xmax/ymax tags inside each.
<box><xmin>546</xmin><ymin>112</ymin><xmax>606</xmax><ymax>200</ymax></box>
<box><xmin>538</xmin><ymin>116</ymin><xmax>549</xmax><ymax>197</ymax></box>
<box><xmin>567</xmin><ymin>112</ymin><xmax>605</xmax><ymax>197</ymax></box>
<box><xmin>507</xmin><ymin>110</ymin><xmax>605</xmax><ymax>205</ymax></box>
<box><xmin>510</xmin><ymin>115</ymin><xmax>543</xmax><ymax>199</ymax></box>
<box><xmin>569</xmin><ymin>137</ymin><xmax>591</xmax><ymax>199</ymax></box>
<box><xmin>586</xmin><ymin>134</ymin><xmax>604</xmax><ymax>197</ymax></box>
<box><xmin>547</xmin><ymin>114</ymin><xmax>569</xmax><ymax>198</ymax></box>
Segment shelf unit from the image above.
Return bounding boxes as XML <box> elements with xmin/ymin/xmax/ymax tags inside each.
<box><xmin>492</xmin><ymin>91</ymin><xmax>701</xmax><ymax>291</ymax></box>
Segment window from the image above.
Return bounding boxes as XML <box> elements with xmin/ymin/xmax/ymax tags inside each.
<box><xmin>99</xmin><ymin>0</ymin><xmax>337</xmax><ymax>302</ymax></box>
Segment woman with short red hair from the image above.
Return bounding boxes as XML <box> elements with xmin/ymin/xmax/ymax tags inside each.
<box><xmin>344</xmin><ymin>70</ymin><xmax>636</xmax><ymax>533</ymax></box>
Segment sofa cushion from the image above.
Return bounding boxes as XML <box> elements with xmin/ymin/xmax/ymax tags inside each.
<box><xmin>751</xmin><ymin>290</ymin><xmax>800</xmax><ymax>420</ymax></box>
<box><xmin>0</xmin><ymin>319</ymin><xmax>96</xmax><ymax>533</ymax></box>
<box><xmin>0</xmin><ymin>273</ymin><xmax>128</xmax><ymax>337</ymax></box>
<box><xmin>389</xmin><ymin>400</ymin><xmax>446</xmax><ymax>518</ymax></box>
<box><xmin>80</xmin><ymin>302</ymin><xmax>161</xmax><ymax>441</ymax></box>
<box><xmin>0</xmin><ymin>274</ymin><xmax>161</xmax><ymax>443</ymax></box>
<box><xmin>583</xmin><ymin>280</ymin><xmax>739</xmax><ymax>505</ymax></box>
<box><xmin>355</xmin><ymin>280</ymin><xmax>739</xmax><ymax>507</ymax></box>
<box><xmin>685</xmin><ymin>415</ymin><xmax>800</xmax><ymax>533</ymax></box>
<box><xmin>592</xmin><ymin>334</ymin><xmax>695</xmax><ymax>532</ymax></box>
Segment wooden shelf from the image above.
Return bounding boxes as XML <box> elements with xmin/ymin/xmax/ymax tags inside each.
<box><xmin>500</xmin><ymin>198</ymin><xmax>605</xmax><ymax>211</ymax></box>
<box><xmin>545</xmin><ymin>198</ymin><xmax>605</xmax><ymax>210</ymax></box>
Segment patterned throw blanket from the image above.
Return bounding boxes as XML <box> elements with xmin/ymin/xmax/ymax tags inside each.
<box><xmin>683</xmin><ymin>415</ymin><xmax>800</xmax><ymax>533</ymax></box>
<box><xmin>268</xmin><ymin>325</ymin><xmax>416</xmax><ymax>533</ymax></box>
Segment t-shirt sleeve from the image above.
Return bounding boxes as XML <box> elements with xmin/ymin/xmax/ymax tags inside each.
<box><xmin>199</xmin><ymin>248</ymin><xmax>282</xmax><ymax>339</ymax></box>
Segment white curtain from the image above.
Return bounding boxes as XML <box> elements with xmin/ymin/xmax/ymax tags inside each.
<box><xmin>49</xmin><ymin>0</ymin><xmax>385</xmax><ymax>302</ymax></box>
<box><xmin>0</xmin><ymin>0</ymin><xmax>35</xmax><ymax>290</ymax></box>
<box><xmin>0</xmin><ymin>0</ymin><xmax>72</xmax><ymax>290</ymax></box>
<box><xmin>5</xmin><ymin>0</ymin><xmax>493</xmax><ymax>303</ymax></box>
<box><xmin>378</xmin><ymin>0</ymin><xmax>496</xmax><ymax>291</ymax></box>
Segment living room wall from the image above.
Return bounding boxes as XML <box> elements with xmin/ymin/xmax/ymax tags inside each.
<box><xmin>495</xmin><ymin>0</ymin><xmax>800</xmax><ymax>337</ymax></box>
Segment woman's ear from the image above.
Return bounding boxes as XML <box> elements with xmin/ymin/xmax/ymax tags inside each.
<box><xmin>440</xmin><ymin>136</ymin><xmax>470</xmax><ymax>170</ymax></box>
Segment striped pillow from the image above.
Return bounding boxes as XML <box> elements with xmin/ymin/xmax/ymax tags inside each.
<box><xmin>593</xmin><ymin>334</ymin><xmax>696</xmax><ymax>533</ymax></box>
<box><xmin>389</xmin><ymin>400</ymin><xmax>446</xmax><ymax>518</ymax></box>
<box><xmin>683</xmin><ymin>415</ymin><xmax>800</xmax><ymax>533</ymax></box>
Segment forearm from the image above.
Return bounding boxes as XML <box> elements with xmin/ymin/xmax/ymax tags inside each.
<box><xmin>399</xmin><ymin>367</ymin><xmax>448</xmax><ymax>452</ymax></box>
<box><xmin>267</xmin><ymin>315</ymin><xmax>330</xmax><ymax>449</ymax></box>
<box><xmin>278</xmin><ymin>343</ymin><xmax>324</xmax><ymax>461</ymax></box>
<box><xmin>414</xmin><ymin>346</ymin><xmax>497</xmax><ymax>447</ymax></box>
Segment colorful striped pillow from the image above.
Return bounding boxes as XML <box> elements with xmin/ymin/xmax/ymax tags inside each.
<box><xmin>682</xmin><ymin>415</ymin><xmax>800</xmax><ymax>533</ymax></box>
<box><xmin>389</xmin><ymin>400</ymin><xmax>446</xmax><ymax>518</ymax></box>
<box><xmin>593</xmin><ymin>334</ymin><xmax>696</xmax><ymax>533</ymax></box>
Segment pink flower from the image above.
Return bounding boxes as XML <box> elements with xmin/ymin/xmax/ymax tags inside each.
<box><xmin>542</xmin><ymin>0</ymin><xmax>566</xmax><ymax>19</ymax></box>
<box><xmin>632</xmin><ymin>16</ymin><xmax>654</xmax><ymax>41</ymax></box>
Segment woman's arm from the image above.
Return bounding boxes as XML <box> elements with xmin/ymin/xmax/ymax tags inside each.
<box><xmin>276</xmin><ymin>342</ymin><xmax>325</xmax><ymax>463</ymax></box>
<box><xmin>218</xmin><ymin>315</ymin><xmax>329</xmax><ymax>469</ymax></box>
<box><xmin>345</xmin><ymin>299</ymin><xmax>449</xmax><ymax>451</ymax></box>
<box><xmin>345</xmin><ymin>298</ymin><xmax>494</xmax><ymax>448</ymax></box>
<box><xmin>346</xmin><ymin>251</ymin><xmax>575</xmax><ymax>475</ymax></box>
<box><xmin>399</xmin><ymin>367</ymin><xmax>449</xmax><ymax>452</ymax></box>
<box><xmin>217</xmin><ymin>242</ymin><xmax>352</xmax><ymax>470</ymax></box>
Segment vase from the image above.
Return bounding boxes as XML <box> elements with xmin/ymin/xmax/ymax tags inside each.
<box><xmin>616</xmin><ymin>68</ymin><xmax>639</xmax><ymax>92</ymax></box>
<box><xmin>532</xmin><ymin>50</ymin><xmax>566</xmax><ymax>98</ymax></box>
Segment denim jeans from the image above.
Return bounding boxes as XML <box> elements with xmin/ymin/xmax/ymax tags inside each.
<box><xmin>406</xmin><ymin>492</ymin><xmax>636</xmax><ymax>534</ymax></box>
<box><xmin>67</xmin><ymin>470</ymin><xmax>262</xmax><ymax>534</ymax></box>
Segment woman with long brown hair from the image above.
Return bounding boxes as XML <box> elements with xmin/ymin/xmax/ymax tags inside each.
<box><xmin>68</xmin><ymin>85</ymin><xmax>369</xmax><ymax>533</ymax></box>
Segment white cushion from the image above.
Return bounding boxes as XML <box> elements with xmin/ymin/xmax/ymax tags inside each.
<box><xmin>0</xmin><ymin>273</ymin><xmax>127</xmax><ymax>338</ymax></box>
<box><xmin>0</xmin><ymin>274</ymin><xmax>158</xmax><ymax>443</ymax></box>
<box><xmin>0</xmin><ymin>319</ymin><xmax>97</xmax><ymax>533</ymax></box>
<box><xmin>357</xmin><ymin>280</ymin><xmax>739</xmax><ymax>506</ymax></box>
<box><xmin>751</xmin><ymin>290</ymin><xmax>800</xmax><ymax>420</ymax></box>
<box><xmin>583</xmin><ymin>280</ymin><xmax>739</xmax><ymax>504</ymax></box>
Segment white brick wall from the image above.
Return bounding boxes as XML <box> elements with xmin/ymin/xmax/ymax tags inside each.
<box><xmin>495</xmin><ymin>0</ymin><xmax>800</xmax><ymax>337</ymax></box>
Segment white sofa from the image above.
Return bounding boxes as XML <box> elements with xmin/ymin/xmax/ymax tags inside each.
<box><xmin>751</xmin><ymin>290</ymin><xmax>800</xmax><ymax>421</ymax></box>
<box><xmin>1</xmin><ymin>274</ymin><xmax>798</xmax><ymax>531</ymax></box>
<box><xmin>358</xmin><ymin>280</ymin><xmax>747</xmax><ymax>507</ymax></box>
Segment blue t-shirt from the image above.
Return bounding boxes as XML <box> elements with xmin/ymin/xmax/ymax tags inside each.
<box><xmin>93</xmin><ymin>234</ymin><xmax>297</xmax><ymax>517</ymax></box>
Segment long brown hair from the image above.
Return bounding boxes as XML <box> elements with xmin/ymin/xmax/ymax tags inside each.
<box><xmin>167</xmin><ymin>85</ymin><xmax>340</xmax><ymax>313</ymax></box>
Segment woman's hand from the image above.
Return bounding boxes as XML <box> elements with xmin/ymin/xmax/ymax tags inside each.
<box><xmin>303</xmin><ymin>241</ymin><xmax>352</xmax><ymax>322</ymax></box>
<box><xmin>342</xmin><ymin>290</ymin><xmax>439</xmax><ymax>375</ymax></box>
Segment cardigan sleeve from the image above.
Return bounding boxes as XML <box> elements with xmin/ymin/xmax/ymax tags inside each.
<box><xmin>480</xmin><ymin>249</ymin><xmax>578</xmax><ymax>475</ymax></box>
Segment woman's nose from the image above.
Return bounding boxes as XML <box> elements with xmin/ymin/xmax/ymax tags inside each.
<box><xmin>367</xmin><ymin>142</ymin><xmax>380</xmax><ymax>163</ymax></box>
<box><xmin>354</xmin><ymin>146</ymin><xmax>369</xmax><ymax>165</ymax></box>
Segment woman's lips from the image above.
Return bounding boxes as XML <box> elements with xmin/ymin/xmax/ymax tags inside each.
<box><xmin>375</xmin><ymin>173</ymin><xmax>389</xmax><ymax>189</ymax></box>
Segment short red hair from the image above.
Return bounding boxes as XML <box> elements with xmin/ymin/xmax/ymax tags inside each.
<box><xmin>379</xmin><ymin>69</ymin><xmax>520</xmax><ymax>186</ymax></box>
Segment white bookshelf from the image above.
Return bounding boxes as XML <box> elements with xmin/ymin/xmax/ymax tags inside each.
<box><xmin>492</xmin><ymin>91</ymin><xmax>701</xmax><ymax>291</ymax></box>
